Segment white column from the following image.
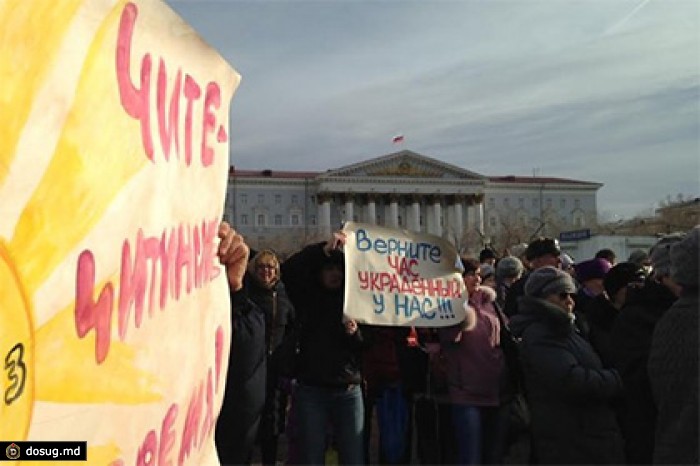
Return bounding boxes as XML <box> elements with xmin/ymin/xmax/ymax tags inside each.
<box><xmin>453</xmin><ymin>198</ymin><xmax>464</xmax><ymax>243</ymax></box>
<box><xmin>476</xmin><ymin>199</ymin><xmax>484</xmax><ymax>236</ymax></box>
<box><xmin>389</xmin><ymin>197</ymin><xmax>399</xmax><ymax>228</ymax></box>
<box><xmin>411</xmin><ymin>199</ymin><xmax>421</xmax><ymax>232</ymax></box>
<box><xmin>367</xmin><ymin>198</ymin><xmax>376</xmax><ymax>224</ymax></box>
<box><xmin>344</xmin><ymin>198</ymin><xmax>354</xmax><ymax>223</ymax></box>
<box><xmin>433</xmin><ymin>198</ymin><xmax>442</xmax><ymax>237</ymax></box>
<box><xmin>318</xmin><ymin>196</ymin><xmax>332</xmax><ymax>236</ymax></box>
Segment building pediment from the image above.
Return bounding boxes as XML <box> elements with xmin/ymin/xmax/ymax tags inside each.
<box><xmin>319</xmin><ymin>150</ymin><xmax>486</xmax><ymax>181</ymax></box>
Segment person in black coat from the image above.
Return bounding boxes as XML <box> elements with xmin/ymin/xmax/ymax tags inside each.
<box><xmin>244</xmin><ymin>249</ymin><xmax>297</xmax><ymax>465</ymax></box>
<box><xmin>281</xmin><ymin>232</ymin><xmax>365</xmax><ymax>465</ymax></box>
<box><xmin>510</xmin><ymin>266</ymin><xmax>624</xmax><ymax>464</ymax></box>
<box><xmin>610</xmin><ymin>237</ymin><xmax>681</xmax><ymax>465</ymax></box>
<box><xmin>215</xmin><ymin>223</ymin><xmax>267</xmax><ymax>466</ymax></box>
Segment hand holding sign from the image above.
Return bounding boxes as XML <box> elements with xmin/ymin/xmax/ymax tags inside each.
<box><xmin>217</xmin><ymin>222</ymin><xmax>249</xmax><ymax>292</ymax></box>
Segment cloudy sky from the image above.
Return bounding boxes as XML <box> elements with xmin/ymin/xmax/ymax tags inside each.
<box><xmin>169</xmin><ymin>0</ymin><xmax>699</xmax><ymax>221</ymax></box>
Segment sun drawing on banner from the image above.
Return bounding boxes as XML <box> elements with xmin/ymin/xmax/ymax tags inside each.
<box><xmin>1</xmin><ymin>0</ymin><xmax>163</xmax><ymax>463</ymax></box>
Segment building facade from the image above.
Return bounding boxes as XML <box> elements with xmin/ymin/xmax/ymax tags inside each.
<box><xmin>224</xmin><ymin>150</ymin><xmax>602</xmax><ymax>254</ymax></box>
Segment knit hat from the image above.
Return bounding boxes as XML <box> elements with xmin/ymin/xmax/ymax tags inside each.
<box><xmin>525</xmin><ymin>237</ymin><xmax>561</xmax><ymax>261</ymax></box>
<box><xmin>628</xmin><ymin>249</ymin><xmax>650</xmax><ymax>267</ymax></box>
<box><xmin>604</xmin><ymin>262</ymin><xmax>645</xmax><ymax>297</ymax></box>
<box><xmin>575</xmin><ymin>258</ymin><xmax>612</xmax><ymax>283</ymax></box>
<box><xmin>650</xmin><ymin>234</ymin><xmax>684</xmax><ymax>277</ymax></box>
<box><xmin>496</xmin><ymin>256</ymin><xmax>524</xmax><ymax>280</ymax></box>
<box><xmin>670</xmin><ymin>226</ymin><xmax>699</xmax><ymax>288</ymax></box>
<box><xmin>525</xmin><ymin>266</ymin><xmax>577</xmax><ymax>297</ymax></box>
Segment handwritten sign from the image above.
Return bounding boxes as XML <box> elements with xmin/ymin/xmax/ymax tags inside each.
<box><xmin>343</xmin><ymin>222</ymin><xmax>467</xmax><ymax>327</ymax></box>
<box><xmin>0</xmin><ymin>1</ymin><xmax>239</xmax><ymax>464</ymax></box>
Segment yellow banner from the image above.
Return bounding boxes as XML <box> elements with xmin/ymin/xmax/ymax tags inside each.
<box><xmin>0</xmin><ymin>0</ymin><xmax>240</xmax><ymax>464</ymax></box>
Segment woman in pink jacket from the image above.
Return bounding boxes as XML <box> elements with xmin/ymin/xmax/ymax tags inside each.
<box><xmin>439</xmin><ymin>258</ymin><xmax>509</xmax><ymax>464</ymax></box>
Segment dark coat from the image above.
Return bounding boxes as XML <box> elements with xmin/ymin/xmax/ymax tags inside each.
<box><xmin>216</xmin><ymin>289</ymin><xmax>267</xmax><ymax>465</ymax></box>
<box><xmin>244</xmin><ymin>274</ymin><xmax>297</xmax><ymax>376</ymax></box>
<box><xmin>503</xmin><ymin>272</ymin><xmax>528</xmax><ymax>317</ymax></box>
<box><xmin>281</xmin><ymin>242</ymin><xmax>363</xmax><ymax>387</ymax></box>
<box><xmin>510</xmin><ymin>296</ymin><xmax>624</xmax><ymax>464</ymax></box>
<box><xmin>648</xmin><ymin>290</ymin><xmax>699</xmax><ymax>465</ymax></box>
<box><xmin>609</xmin><ymin>280</ymin><xmax>677</xmax><ymax>465</ymax></box>
<box><xmin>584</xmin><ymin>294</ymin><xmax>620</xmax><ymax>368</ymax></box>
<box><xmin>244</xmin><ymin>274</ymin><xmax>297</xmax><ymax>440</ymax></box>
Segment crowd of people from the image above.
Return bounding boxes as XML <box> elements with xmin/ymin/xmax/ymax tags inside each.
<box><xmin>214</xmin><ymin>222</ymin><xmax>699</xmax><ymax>465</ymax></box>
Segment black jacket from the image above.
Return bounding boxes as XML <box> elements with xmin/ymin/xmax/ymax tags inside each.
<box><xmin>216</xmin><ymin>289</ymin><xmax>267</xmax><ymax>464</ymax></box>
<box><xmin>281</xmin><ymin>242</ymin><xmax>363</xmax><ymax>387</ymax></box>
<box><xmin>510</xmin><ymin>296</ymin><xmax>624</xmax><ymax>464</ymax></box>
<box><xmin>244</xmin><ymin>274</ymin><xmax>297</xmax><ymax>376</ymax></box>
<box><xmin>610</xmin><ymin>280</ymin><xmax>676</xmax><ymax>464</ymax></box>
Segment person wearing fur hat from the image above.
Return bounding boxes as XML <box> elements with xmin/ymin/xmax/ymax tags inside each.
<box><xmin>438</xmin><ymin>258</ymin><xmax>508</xmax><ymax>465</ymax></box>
<box><xmin>504</xmin><ymin>237</ymin><xmax>561</xmax><ymax>317</ymax></box>
<box><xmin>609</xmin><ymin>234</ymin><xmax>683</xmax><ymax>465</ymax></box>
<box><xmin>280</xmin><ymin>232</ymin><xmax>365</xmax><ymax>465</ymax></box>
<box><xmin>648</xmin><ymin>226</ymin><xmax>699</xmax><ymax>465</ymax></box>
<box><xmin>495</xmin><ymin>256</ymin><xmax>524</xmax><ymax>310</ymax></box>
<box><xmin>242</xmin><ymin>249</ymin><xmax>297</xmax><ymax>465</ymax></box>
<box><xmin>509</xmin><ymin>267</ymin><xmax>624</xmax><ymax>464</ymax></box>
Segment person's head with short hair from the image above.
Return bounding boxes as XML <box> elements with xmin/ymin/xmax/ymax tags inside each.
<box><xmin>479</xmin><ymin>248</ymin><xmax>497</xmax><ymax>266</ymax></box>
<box><xmin>525</xmin><ymin>266</ymin><xmax>578</xmax><ymax>313</ymax></box>
<box><xmin>595</xmin><ymin>248</ymin><xmax>617</xmax><ymax>266</ymax></box>
<box><xmin>249</xmin><ymin>249</ymin><xmax>281</xmax><ymax>289</ymax></box>
<box><xmin>525</xmin><ymin>237</ymin><xmax>561</xmax><ymax>269</ymax></box>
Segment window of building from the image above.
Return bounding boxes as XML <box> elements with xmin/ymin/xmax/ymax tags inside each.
<box><xmin>256</xmin><ymin>214</ymin><xmax>265</xmax><ymax>226</ymax></box>
<box><xmin>310</xmin><ymin>215</ymin><xmax>317</xmax><ymax>225</ymax></box>
<box><xmin>489</xmin><ymin>217</ymin><xmax>497</xmax><ymax>227</ymax></box>
<box><xmin>503</xmin><ymin>197</ymin><xmax>510</xmax><ymax>207</ymax></box>
<box><xmin>274</xmin><ymin>194</ymin><xmax>281</xmax><ymax>204</ymax></box>
<box><xmin>257</xmin><ymin>194</ymin><xmax>264</xmax><ymax>204</ymax></box>
<box><xmin>240</xmin><ymin>194</ymin><xmax>247</xmax><ymax>205</ymax></box>
<box><xmin>274</xmin><ymin>215</ymin><xmax>282</xmax><ymax>225</ymax></box>
<box><xmin>291</xmin><ymin>214</ymin><xmax>300</xmax><ymax>226</ymax></box>
<box><xmin>532</xmin><ymin>198</ymin><xmax>538</xmax><ymax>208</ymax></box>
<box><xmin>575</xmin><ymin>199</ymin><xmax>580</xmax><ymax>208</ymax></box>
<box><xmin>489</xmin><ymin>198</ymin><xmax>495</xmax><ymax>208</ymax></box>
<box><xmin>546</xmin><ymin>198</ymin><xmax>552</xmax><ymax>208</ymax></box>
<box><xmin>519</xmin><ymin>198</ymin><xmax>524</xmax><ymax>208</ymax></box>
<box><xmin>240</xmin><ymin>214</ymin><xmax>248</xmax><ymax>225</ymax></box>
<box><xmin>560</xmin><ymin>199</ymin><xmax>566</xmax><ymax>209</ymax></box>
<box><xmin>291</xmin><ymin>195</ymin><xmax>298</xmax><ymax>205</ymax></box>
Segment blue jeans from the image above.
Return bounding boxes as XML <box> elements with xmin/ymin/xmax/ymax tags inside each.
<box><xmin>294</xmin><ymin>383</ymin><xmax>364</xmax><ymax>465</ymax></box>
<box><xmin>451</xmin><ymin>404</ymin><xmax>509</xmax><ymax>465</ymax></box>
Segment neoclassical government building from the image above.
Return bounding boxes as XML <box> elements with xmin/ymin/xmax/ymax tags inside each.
<box><xmin>224</xmin><ymin>150</ymin><xmax>601</xmax><ymax>254</ymax></box>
